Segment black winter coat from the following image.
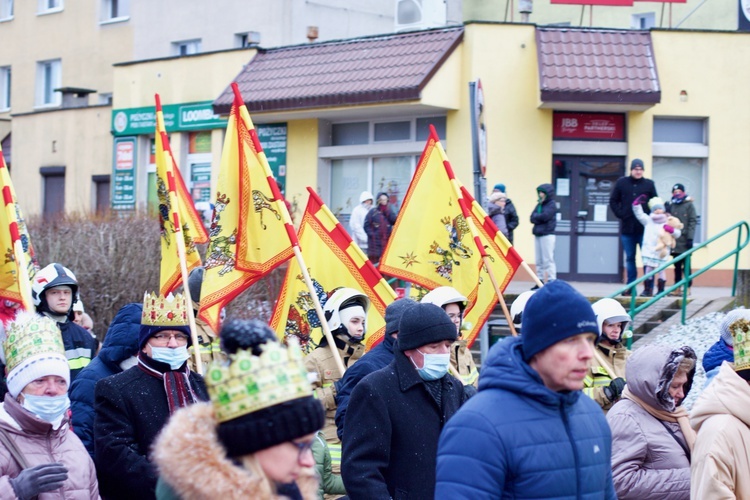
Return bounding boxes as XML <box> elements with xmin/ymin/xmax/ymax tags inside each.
<box><xmin>70</xmin><ymin>303</ymin><xmax>142</xmax><ymax>458</ymax></box>
<box><xmin>341</xmin><ymin>348</ymin><xmax>468</xmax><ymax>499</ymax></box>
<box><xmin>530</xmin><ymin>183</ymin><xmax>557</xmax><ymax>236</ymax></box>
<box><xmin>609</xmin><ymin>175</ymin><xmax>658</xmax><ymax>235</ymax></box>
<box><xmin>503</xmin><ymin>198</ymin><xmax>519</xmax><ymax>244</ymax></box>
<box><xmin>93</xmin><ymin>354</ymin><xmax>208</xmax><ymax>500</ymax></box>
<box><xmin>364</xmin><ymin>203</ymin><xmax>397</xmax><ymax>260</ymax></box>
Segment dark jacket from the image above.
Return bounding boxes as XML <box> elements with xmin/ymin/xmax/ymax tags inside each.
<box><xmin>341</xmin><ymin>348</ymin><xmax>468</xmax><ymax>499</ymax></box>
<box><xmin>609</xmin><ymin>175</ymin><xmax>658</xmax><ymax>235</ymax></box>
<box><xmin>530</xmin><ymin>183</ymin><xmax>557</xmax><ymax>236</ymax></box>
<box><xmin>435</xmin><ymin>336</ymin><xmax>617</xmax><ymax>499</ymax></box>
<box><xmin>70</xmin><ymin>302</ymin><xmax>142</xmax><ymax>458</ymax></box>
<box><xmin>335</xmin><ymin>334</ymin><xmax>396</xmax><ymax>440</ymax></box>
<box><xmin>503</xmin><ymin>198</ymin><xmax>519</xmax><ymax>244</ymax></box>
<box><xmin>666</xmin><ymin>197</ymin><xmax>697</xmax><ymax>254</ymax></box>
<box><xmin>363</xmin><ymin>194</ymin><xmax>398</xmax><ymax>260</ymax></box>
<box><xmin>58</xmin><ymin>320</ymin><xmax>99</xmax><ymax>382</ymax></box>
<box><xmin>94</xmin><ymin>354</ymin><xmax>208</xmax><ymax>500</ymax></box>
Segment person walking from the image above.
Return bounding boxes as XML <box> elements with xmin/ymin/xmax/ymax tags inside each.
<box><xmin>348</xmin><ymin>191</ymin><xmax>373</xmax><ymax>253</ymax></box>
<box><xmin>665</xmin><ymin>183</ymin><xmax>698</xmax><ymax>295</ymax></box>
<box><xmin>363</xmin><ymin>192</ymin><xmax>397</xmax><ymax>264</ymax></box>
<box><xmin>435</xmin><ymin>280</ymin><xmax>616</xmax><ymax>498</ymax></box>
<box><xmin>609</xmin><ymin>159</ymin><xmax>658</xmax><ymax>296</ymax></box>
<box><xmin>530</xmin><ymin>183</ymin><xmax>557</xmax><ymax>286</ymax></box>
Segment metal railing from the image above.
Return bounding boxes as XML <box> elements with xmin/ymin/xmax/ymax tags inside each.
<box><xmin>610</xmin><ymin>220</ymin><xmax>750</xmax><ymax>334</ymax></box>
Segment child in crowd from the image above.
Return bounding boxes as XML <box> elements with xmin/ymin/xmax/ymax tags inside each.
<box><xmin>632</xmin><ymin>196</ymin><xmax>681</xmax><ymax>296</ymax></box>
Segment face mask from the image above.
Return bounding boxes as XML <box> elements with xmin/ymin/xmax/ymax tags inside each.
<box><xmin>415</xmin><ymin>349</ymin><xmax>450</xmax><ymax>381</ymax></box>
<box><xmin>150</xmin><ymin>346</ymin><xmax>189</xmax><ymax>370</ymax></box>
<box><xmin>119</xmin><ymin>356</ymin><xmax>138</xmax><ymax>371</ymax></box>
<box><xmin>22</xmin><ymin>394</ymin><xmax>70</xmax><ymax>425</ymax></box>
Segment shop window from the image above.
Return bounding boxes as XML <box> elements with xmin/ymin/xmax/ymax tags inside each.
<box><xmin>374</xmin><ymin>121</ymin><xmax>410</xmax><ymax>142</ymax></box>
<box><xmin>41</xmin><ymin>166</ymin><xmax>65</xmax><ymax>217</ymax></box>
<box><xmin>332</xmin><ymin>122</ymin><xmax>368</xmax><ymax>146</ymax></box>
<box><xmin>331</xmin><ymin>158</ymin><xmax>369</xmax><ymax>217</ymax></box>
<box><xmin>653</xmin><ymin>118</ymin><xmax>705</xmax><ymax>144</ymax></box>
<box><xmin>416</xmin><ymin>116</ymin><xmax>446</xmax><ymax>141</ymax></box>
<box><xmin>188</xmin><ymin>131</ymin><xmax>212</xmax><ymax>154</ymax></box>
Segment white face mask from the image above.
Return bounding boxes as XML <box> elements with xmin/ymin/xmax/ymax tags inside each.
<box><xmin>22</xmin><ymin>394</ymin><xmax>70</xmax><ymax>428</ymax></box>
<box><xmin>150</xmin><ymin>346</ymin><xmax>189</xmax><ymax>370</ymax></box>
<box><xmin>119</xmin><ymin>356</ymin><xmax>138</xmax><ymax>371</ymax></box>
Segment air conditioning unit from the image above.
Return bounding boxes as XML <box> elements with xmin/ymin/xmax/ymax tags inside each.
<box><xmin>395</xmin><ymin>0</ymin><xmax>447</xmax><ymax>32</ymax></box>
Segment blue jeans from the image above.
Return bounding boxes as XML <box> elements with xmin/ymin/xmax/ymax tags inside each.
<box><xmin>621</xmin><ymin>233</ymin><xmax>643</xmax><ymax>285</ymax></box>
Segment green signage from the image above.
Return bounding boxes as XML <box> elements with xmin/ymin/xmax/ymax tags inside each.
<box><xmin>112</xmin><ymin>137</ymin><xmax>137</xmax><ymax>210</ymax></box>
<box><xmin>111</xmin><ymin>101</ymin><xmax>227</xmax><ymax>136</ymax></box>
<box><xmin>257</xmin><ymin>123</ymin><xmax>287</xmax><ymax>195</ymax></box>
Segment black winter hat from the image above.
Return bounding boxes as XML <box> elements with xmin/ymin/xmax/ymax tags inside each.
<box><xmin>187</xmin><ymin>266</ymin><xmax>204</xmax><ymax>307</ymax></box>
<box><xmin>672</xmin><ymin>183</ymin><xmax>686</xmax><ymax>193</ymax></box>
<box><xmin>397</xmin><ymin>302</ymin><xmax>457</xmax><ymax>351</ymax></box>
<box><xmin>385</xmin><ymin>298</ymin><xmax>417</xmax><ymax>336</ymax></box>
<box><xmin>630</xmin><ymin>158</ymin><xmax>644</xmax><ymax>170</ymax></box>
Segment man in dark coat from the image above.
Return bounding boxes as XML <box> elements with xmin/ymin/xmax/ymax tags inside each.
<box><xmin>335</xmin><ymin>298</ymin><xmax>416</xmax><ymax>440</ymax></box>
<box><xmin>530</xmin><ymin>183</ymin><xmax>557</xmax><ymax>286</ymax></box>
<box><xmin>341</xmin><ymin>302</ymin><xmax>470</xmax><ymax>499</ymax></box>
<box><xmin>363</xmin><ymin>192</ymin><xmax>397</xmax><ymax>264</ymax></box>
<box><xmin>436</xmin><ymin>280</ymin><xmax>617</xmax><ymax>499</ymax></box>
<box><xmin>70</xmin><ymin>302</ymin><xmax>142</xmax><ymax>459</ymax></box>
<box><xmin>608</xmin><ymin>159</ymin><xmax>658</xmax><ymax>295</ymax></box>
<box><xmin>93</xmin><ymin>293</ymin><xmax>208</xmax><ymax>500</ymax></box>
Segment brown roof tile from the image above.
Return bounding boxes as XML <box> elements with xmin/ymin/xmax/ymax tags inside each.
<box><xmin>214</xmin><ymin>27</ymin><xmax>464</xmax><ymax>114</ymax></box>
<box><xmin>536</xmin><ymin>27</ymin><xmax>660</xmax><ymax>105</ymax></box>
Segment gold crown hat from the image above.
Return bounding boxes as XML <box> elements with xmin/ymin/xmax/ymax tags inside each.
<box><xmin>2</xmin><ymin>312</ymin><xmax>69</xmax><ymax>398</ymax></box>
<box><xmin>205</xmin><ymin>321</ymin><xmax>324</xmax><ymax>458</ymax></box>
<box><xmin>139</xmin><ymin>292</ymin><xmax>191</xmax><ymax>348</ymax></box>
<box><xmin>728</xmin><ymin>313</ymin><xmax>750</xmax><ymax>380</ymax></box>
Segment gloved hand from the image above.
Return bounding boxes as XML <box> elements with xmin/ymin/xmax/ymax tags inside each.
<box><xmin>686</xmin><ymin>239</ymin><xmax>693</xmax><ymax>248</ymax></box>
<box><xmin>664</xmin><ymin>224</ymin><xmax>675</xmax><ymax>234</ymax></box>
<box><xmin>10</xmin><ymin>463</ymin><xmax>68</xmax><ymax>500</ymax></box>
<box><xmin>632</xmin><ymin>194</ymin><xmax>647</xmax><ymax>206</ymax></box>
<box><xmin>603</xmin><ymin>377</ymin><xmax>626</xmax><ymax>403</ymax></box>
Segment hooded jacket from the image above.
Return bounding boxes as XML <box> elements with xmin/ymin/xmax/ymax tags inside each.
<box><xmin>701</xmin><ymin>339</ymin><xmax>734</xmax><ymax>388</ymax></box>
<box><xmin>530</xmin><ymin>183</ymin><xmax>557</xmax><ymax>236</ymax></box>
<box><xmin>690</xmin><ymin>362</ymin><xmax>750</xmax><ymax>499</ymax></box>
<box><xmin>70</xmin><ymin>302</ymin><xmax>142</xmax><ymax>458</ymax></box>
<box><xmin>435</xmin><ymin>336</ymin><xmax>616</xmax><ymax>499</ymax></box>
<box><xmin>606</xmin><ymin>345</ymin><xmax>696</xmax><ymax>500</ymax></box>
<box><xmin>0</xmin><ymin>394</ymin><xmax>99</xmax><ymax>499</ymax></box>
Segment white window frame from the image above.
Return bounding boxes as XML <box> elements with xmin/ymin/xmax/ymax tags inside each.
<box><xmin>35</xmin><ymin>59</ymin><xmax>61</xmax><ymax>108</ymax></box>
<box><xmin>0</xmin><ymin>0</ymin><xmax>14</xmax><ymax>21</ymax></box>
<box><xmin>172</xmin><ymin>39</ymin><xmax>202</xmax><ymax>56</ymax></box>
<box><xmin>100</xmin><ymin>0</ymin><xmax>129</xmax><ymax>24</ymax></box>
<box><xmin>235</xmin><ymin>31</ymin><xmax>260</xmax><ymax>48</ymax></box>
<box><xmin>37</xmin><ymin>0</ymin><xmax>63</xmax><ymax>15</ymax></box>
<box><xmin>631</xmin><ymin>12</ymin><xmax>656</xmax><ymax>29</ymax></box>
<box><xmin>0</xmin><ymin>66</ymin><xmax>10</xmax><ymax>111</ymax></box>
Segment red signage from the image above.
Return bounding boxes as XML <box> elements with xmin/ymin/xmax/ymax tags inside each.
<box><xmin>551</xmin><ymin>0</ymin><xmax>633</xmax><ymax>5</ymax></box>
<box><xmin>552</xmin><ymin>112</ymin><xmax>625</xmax><ymax>141</ymax></box>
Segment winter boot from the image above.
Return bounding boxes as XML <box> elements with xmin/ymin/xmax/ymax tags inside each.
<box><xmin>640</xmin><ymin>278</ymin><xmax>654</xmax><ymax>297</ymax></box>
<box><xmin>657</xmin><ymin>279</ymin><xmax>666</xmax><ymax>295</ymax></box>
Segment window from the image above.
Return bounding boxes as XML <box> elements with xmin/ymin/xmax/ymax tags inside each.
<box><xmin>332</xmin><ymin>122</ymin><xmax>369</xmax><ymax>146</ymax></box>
<box><xmin>0</xmin><ymin>66</ymin><xmax>10</xmax><ymax>110</ymax></box>
<box><xmin>36</xmin><ymin>59</ymin><xmax>61</xmax><ymax>107</ymax></box>
<box><xmin>92</xmin><ymin>175</ymin><xmax>110</xmax><ymax>214</ymax></box>
<box><xmin>235</xmin><ymin>31</ymin><xmax>260</xmax><ymax>48</ymax></box>
<box><xmin>172</xmin><ymin>39</ymin><xmax>202</xmax><ymax>56</ymax></box>
<box><xmin>101</xmin><ymin>0</ymin><xmax>129</xmax><ymax>22</ymax></box>
<box><xmin>98</xmin><ymin>92</ymin><xmax>112</xmax><ymax>105</ymax></box>
<box><xmin>41</xmin><ymin>167</ymin><xmax>65</xmax><ymax>217</ymax></box>
<box><xmin>0</xmin><ymin>0</ymin><xmax>14</xmax><ymax>20</ymax></box>
<box><xmin>631</xmin><ymin>12</ymin><xmax>655</xmax><ymax>29</ymax></box>
<box><xmin>38</xmin><ymin>0</ymin><xmax>62</xmax><ymax>14</ymax></box>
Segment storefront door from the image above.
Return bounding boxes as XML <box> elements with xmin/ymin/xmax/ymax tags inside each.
<box><xmin>552</xmin><ymin>156</ymin><xmax>624</xmax><ymax>282</ymax></box>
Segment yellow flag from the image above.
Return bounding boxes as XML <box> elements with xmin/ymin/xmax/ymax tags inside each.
<box><xmin>380</xmin><ymin>126</ymin><xmax>521</xmax><ymax>345</ymax></box>
<box><xmin>199</xmin><ymin>83</ymin><xmax>295</xmax><ymax>332</ymax></box>
<box><xmin>270</xmin><ymin>188</ymin><xmax>396</xmax><ymax>353</ymax></box>
<box><xmin>154</xmin><ymin>94</ymin><xmax>209</xmax><ymax>296</ymax></box>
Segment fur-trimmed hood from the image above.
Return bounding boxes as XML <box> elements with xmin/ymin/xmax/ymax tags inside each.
<box><xmin>625</xmin><ymin>344</ymin><xmax>696</xmax><ymax>412</ymax></box>
<box><xmin>152</xmin><ymin>402</ymin><xmax>318</xmax><ymax>500</ymax></box>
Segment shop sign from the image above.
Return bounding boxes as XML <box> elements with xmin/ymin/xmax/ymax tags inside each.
<box><xmin>553</xmin><ymin>112</ymin><xmax>625</xmax><ymax>141</ymax></box>
<box><xmin>112</xmin><ymin>101</ymin><xmax>227</xmax><ymax>136</ymax></box>
<box><xmin>112</xmin><ymin>137</ymin><xmax>136</xmax><ymax>210</ymax></box>
<box><xmin>257</xmin><ymin>123</ymin><xmax>287</xmax><ymax>195</ymax></box>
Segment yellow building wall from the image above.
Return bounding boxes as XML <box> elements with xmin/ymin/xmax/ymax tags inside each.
<box><xmin>285</xmin><ymin>119</ymin><xmax>319</xmax><ymax>223</ymax></box>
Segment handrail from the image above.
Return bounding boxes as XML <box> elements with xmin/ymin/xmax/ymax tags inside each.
<box><xmin>609</xmin><ymin>220</ymin><xmax>750</xmax><ymax>346</ymax></box>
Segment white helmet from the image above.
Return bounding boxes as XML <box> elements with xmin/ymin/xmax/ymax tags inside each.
<box><xmin>421</xmin><ymin>286</ymin><xmax>468</xmax><ymax>312</ymax></box>
<box><xmin>510</xmin><ymin>290</ymin><xmax>535</xmax><ymax>331</ymax></box>
<box><xmin>592</xmin><ymin>298</ymin><xmax>630</xmax><ymax>340</ymax></box>
<box><xmin>323</xmin><ymin>288</ymin><xmax>370</xmax><ymax>333</ymax></box>
<box><xmin>31</xmin><ymin>263</ymin><xmax>79</xmax><ymax>311</ymax></box>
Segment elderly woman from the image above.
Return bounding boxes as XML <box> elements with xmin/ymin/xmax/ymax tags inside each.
<box><xmin>0</xmin><ymin>313</ymin><xmax>99</xmax><ymax>499</ymax></box>
<box><xmin>607</xmin><ymin>344</ymin><xmax>696</xmax><ymax>500</ymax></box>
<box><xmin>153</xmin><ymin>320</ymin><xmax>324</xmax><ymax>499</ymax></box>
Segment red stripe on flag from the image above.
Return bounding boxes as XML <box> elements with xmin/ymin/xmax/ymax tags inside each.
<box><xmin>360</xmin><ymin>264</ymin><xmax>382</xmax><ymax>288</ymax></box>
<box><xmin>173</xmin><ymin>212</ymin><xmax>181</xmax><ymax>229</ymax></box>
<box><xmin>473</xmin><ymin>235</ymin><xmax>487</xmax><ymax>257</ymax></box>
<box><xmin>2</xmin><ymin>186</ymin><xmax>12</xmax><ymax>206</ymax></box>
<box><xmin>329</xmin><ymin>226</ymin><xmax>352</xmax><ymax>251</ymax></box>
<box><xmin>155</xmin><ymin>94</ymin><xmax>162</xmax><ymax>111</ymax></box>
<box><xmin>442</xmin><ymin>159</ymin><xmax>457</xmax><ymax>181</ymax></box>
<box><xmin>506</xmin><ymin>246</ymin><xmax>524</xmax><ymax>268</ymax></box>
<box><xmin>8</xmin><ymin>222</ymin><xmax>19</xmax><ymax>242</ymax></box>
<box><xmin>284</xmin><ymin>223</ymin><xmax>299</xmax><ymax>247</ymax></box>
<box><xmin>166</xmin><ymin>170</ymin><xmax>176</xmax><ymax>193</ymax></box>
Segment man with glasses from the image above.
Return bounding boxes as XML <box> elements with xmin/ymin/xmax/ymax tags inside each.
<box><xmin>93</xmin><ymin>293</ymin><xmax>208</xmax><ymax>500</ymax></box>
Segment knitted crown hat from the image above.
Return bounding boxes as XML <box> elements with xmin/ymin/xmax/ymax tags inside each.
<box><xmin>2</xmin><ymin>312</ymin><xmax>69</xmax><ymax>398</ymax></box>
<box><xmin>724</xmin><ymin>311</ymin><xmax>750</xmax><ymax>381</ymax></box>
<box><xmin>522</xmin><ymin>280</ymin><xmax>599</xmax><ymax>361</ymax></box>
<box><xmin>138</xmin><ymin>292</ymin><xmax>191</xmax><ymax>348</ymax></box>
<box><xmin>207</xmin><ymin>319</ymin><xmax>324</xmax><ymax>457</ymax></box>
<box><xmin>397</xmin><ymin>302</ymin><xmax>457</xmax><ymax>351</ymax></box>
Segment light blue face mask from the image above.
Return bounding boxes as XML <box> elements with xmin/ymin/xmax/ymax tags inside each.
<box><xmin>415</xmin><ymin>350</ymin><xmax>450</xmax><ymax>381</ymax></box>
<box><xmin>22</xmin><ymin>394</ymin><xmax>70</xmax><ymax>424</ymax></box>
<box><xmin>150</xmin><ymin>346</ymin><xmax>189</xmax><ymax>370</ymax></box>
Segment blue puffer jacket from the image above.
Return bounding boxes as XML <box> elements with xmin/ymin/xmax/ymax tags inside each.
<box><xmin>70</xmin><ymin>302</ymin><xmax>142</xmax><ymax>458</ymax></box>
<box><xmin>436</xmin><ymin>336</ymin><xmax>616</xmax><ymax>499</ymax></box>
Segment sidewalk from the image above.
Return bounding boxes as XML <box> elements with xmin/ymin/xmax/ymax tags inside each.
<box><xmin>504</xmin><ymin>279</ymin><xmax>733</xmax><ymax>301</ymax></box>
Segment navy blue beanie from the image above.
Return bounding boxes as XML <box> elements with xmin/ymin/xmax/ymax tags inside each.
<box><xmin>138</xmin><ymin>324</ymin><xmax>192</xmax><ymax>349</ymax></box>
<box><xmin>397</xmin><ymin>302</ymin><xmax>457</xmax><ymax>351</ymax></box>
<box><xmin>522</xmin><ymin>280</ymin><xmax>598</xmax><ymax>361</ymax></box>
<box><xmin>385</xmin><ymin>298</ymin><xmax>417</xmax><ymax>336</ymax></box>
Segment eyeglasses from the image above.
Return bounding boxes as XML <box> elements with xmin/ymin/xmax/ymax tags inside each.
<box><xmin>291</xmin><ymin>439</ymin><xmax>314</xmax><ymax>461</ymax></box>
<box><xmin>150</xmin><ymin>332</ymin><xmax>189</xmax><ymax>345</ymax></box>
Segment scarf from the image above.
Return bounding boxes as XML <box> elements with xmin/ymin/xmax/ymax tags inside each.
<box><xmin>621</xmin><ymin>385</ymin><xmax>696</xmax><ymax>452</ymax></box>
<box><xmin>671</xmin><ymin>192</ymin><xmax>687</xmax><ymax>205</ymax></box>
<box><xmin>650</xmin><ymin>212</ymin><xmax>667</xmax><ymax>224</ymax></box>
<box><xmin>138</xmin><ymin>353</ymin><xmax>200</xmax><ymax>415</ymax></box>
